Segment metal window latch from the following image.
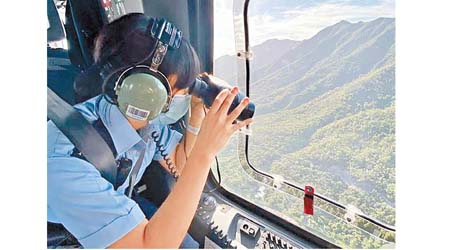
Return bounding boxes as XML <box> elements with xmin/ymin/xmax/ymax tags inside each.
<box><xmin>272</xmin><ymin>175</ymin><xmax>284</xmax><ymax>189</ymax></box>
<box><xmin>236</xmin><ymin>50</ymin><xmax>253</xmax><ymax>60</ymax></box>
<box><xmin>238</xmin><ymin>125</ymin><xmax>252</xmax><ymax>136</ymax></box>
<box><xmin>344</xmin><ymin>205</ymin><xmax>362</xmax><ymax>224</ymax></box>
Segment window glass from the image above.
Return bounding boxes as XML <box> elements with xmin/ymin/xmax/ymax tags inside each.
<box><xmin>213</xmin><ymin>0</ymin><xmax>395</xmax><ymax>248</ymax></box>
<box><xmin>213</xmin><ymin>0</ymin><xmax>238</xmax><ymax>85</ymax></box>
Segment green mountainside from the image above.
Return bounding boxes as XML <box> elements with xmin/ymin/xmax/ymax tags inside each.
<box><xmin>214</xmin><ymin>17</ymin><xmax>396</xmax><ymax>247</ymax></box>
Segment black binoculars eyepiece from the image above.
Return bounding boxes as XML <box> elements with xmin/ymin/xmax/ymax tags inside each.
<box><xmin>189</xmin><ymin>77</ymin><xmax>255</xmax><ymax>121</ymax></box>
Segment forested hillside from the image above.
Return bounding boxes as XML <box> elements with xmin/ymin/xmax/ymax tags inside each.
<box><xmin>214</xmin><ymin>17</ymin><xmax>395</xmax><ymax>248</ymax></box>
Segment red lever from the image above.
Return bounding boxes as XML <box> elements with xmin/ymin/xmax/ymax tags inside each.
<box><xmin>304</xmin><ymin>185</ymin><xmax>314</xmax><ymax>215</ymax></box>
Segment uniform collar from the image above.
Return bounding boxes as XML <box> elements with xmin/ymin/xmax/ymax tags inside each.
<box><xmin>74</xmin><ymin>95</ymin><xmax>145</xmax><ymax>156</ymax></box>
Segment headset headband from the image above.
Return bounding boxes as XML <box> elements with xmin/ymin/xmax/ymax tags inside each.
<box><xmin>149</xmin><ymin>18</ymin><xmax>183</xmax><ymax>50</ymax></box>
<box><xmin>149</xmin><ymin>18</ymin><xmax>182</xmax><ymax>70</ymax></box>
<box><xmin>113</xmin><ymin>16</ymin><xmax>183</xmax><ymax>93</ymax></box>
<box><xmin>99</xmin><ymin>17</ymin><xmax>182</xmax><ymax>80</ymax></box>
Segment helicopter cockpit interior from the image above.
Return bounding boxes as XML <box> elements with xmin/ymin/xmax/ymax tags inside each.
<box><xmin>47</xmin><ymin>0</ymin><xmax>396</xmax><ymax>248</ymax></box>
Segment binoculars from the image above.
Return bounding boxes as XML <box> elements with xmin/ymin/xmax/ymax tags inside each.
<box><xmin>189</xmin><ymin>76</ymin><xmax>255</xmax><ymax>121</ymax></box>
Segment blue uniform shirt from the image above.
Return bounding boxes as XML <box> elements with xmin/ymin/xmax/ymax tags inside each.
<box><xmin>47</xmin><ymin>94</ymin><xmax>183</xmax><ymax>248</ymax></box>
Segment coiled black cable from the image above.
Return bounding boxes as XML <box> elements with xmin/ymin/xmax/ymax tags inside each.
<box><xmin>151</xmin><ymin>130</ymin><xmax>180</xmax><ymax>181</ymax></box>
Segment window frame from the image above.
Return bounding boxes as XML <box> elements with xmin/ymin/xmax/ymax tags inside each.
<box><xmin>210</xmin><ymin>0</ymin><xmax>396</xmax><ymax>242</ymax></box>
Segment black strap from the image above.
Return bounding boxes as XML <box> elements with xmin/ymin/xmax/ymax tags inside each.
<box><xmin>47</xmin><ymin>87</ymin><xmax>117</xmax><ymax>184</ymax></box>
<box><xmin>47</xmin><ymin>222</ymin><xmax>80</xmax><ymax>247</ymax></box>
<box><xmin>92</xmin><ymin>119</ymin><xmax>118</xmax><ymax>156</ymax></box>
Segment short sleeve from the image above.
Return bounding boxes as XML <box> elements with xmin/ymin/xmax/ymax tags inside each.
<box><xmin>151</xmin><ymin>125</ymin><xmax>183</xmax><ymax>161</ymax></box>
<box><xmin>47</xmin><ymin>157</ymin><xmax>146</xmax><ymax>248</ymax></box>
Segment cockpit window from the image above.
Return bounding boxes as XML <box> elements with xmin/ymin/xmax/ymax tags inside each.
<box><xmin>214</xmin><ymin>0</ymin><xmax>395</xmax><ymax>248</ymax></box>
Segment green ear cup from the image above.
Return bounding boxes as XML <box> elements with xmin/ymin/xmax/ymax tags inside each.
<box><xmin>116</xmin><ymin>73</ymin><xmax>168</xmax><ymax>121</ymax></box>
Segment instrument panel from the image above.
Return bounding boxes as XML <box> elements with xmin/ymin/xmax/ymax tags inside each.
<box><xmin>196</xmin><ymin>193</ymin><xmax>319</xmax><ymax>249</ymax></box>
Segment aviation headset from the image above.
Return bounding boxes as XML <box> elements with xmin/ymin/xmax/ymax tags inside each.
<box><xmin>99</xmin><ymin>17</ymin><xmax>183</xmax><ymax>122</ymax></box>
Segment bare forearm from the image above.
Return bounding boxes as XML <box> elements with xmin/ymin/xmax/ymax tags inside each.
<box><xmin>173</xmin><ymin>130</ymin><xmax>198</xmax><ymax>174</ymax></box>
<box><xmin>182</xmin><ymin>129</ymin><xmax>198</xmax><ymax>157</ymax></box>
<box><xmin>143</xmin><ymin>148</ymin><xmax>213</xmax><ymax>248</ymax></box>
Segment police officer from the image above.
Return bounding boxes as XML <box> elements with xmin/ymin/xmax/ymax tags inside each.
<box><xmin>48</xmin><ymin>13</ymin><xmax>253</xmax><ymax>248</ymax></box>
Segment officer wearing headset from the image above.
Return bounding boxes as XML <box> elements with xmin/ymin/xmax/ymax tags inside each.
<box><xmin>47</xmin><ymin>14</ymin><xmax>253</xmax><ymax>248</ymax></box>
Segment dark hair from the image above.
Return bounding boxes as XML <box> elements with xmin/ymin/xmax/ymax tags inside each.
<box><xmin>74</xmin><ymin>13</ymin><xmax>200</xmax><ymax>102</ymax></box>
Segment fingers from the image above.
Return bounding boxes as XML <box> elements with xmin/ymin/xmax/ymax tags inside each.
<box><xmin>190</xmin><ymin>95</ymin><xmax>203</xmax><ymax>105</ymax></box>
<box><xmin>209</xmin><ymin>89</ymin><xmax>230</xmax><ymax>114</ymax></box>
<box><xmin>232</xmin><ymin>118</ymin><xmax>253</xmax><ymax>132</ymax></box>
<box><xmin>218</xmin><ymin>87</ymin><xmax>238</xmax><ymax>115</ymax></box>
<box><xmin>227</xmin><ymin>96</ymin><xmax>250</xmax><ymax>123</ymax></box>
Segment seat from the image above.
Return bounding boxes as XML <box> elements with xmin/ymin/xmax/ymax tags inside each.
<box><xmin>47</xmin><ymin>47</ymin><xmax>80</xmax><ymax>105</ymax></box>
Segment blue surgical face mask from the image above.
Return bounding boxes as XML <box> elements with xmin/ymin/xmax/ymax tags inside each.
<box><xmin>151</xmin><ymin>94</ymin><xmax>192</xmax><ymax>125</ymax></box>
